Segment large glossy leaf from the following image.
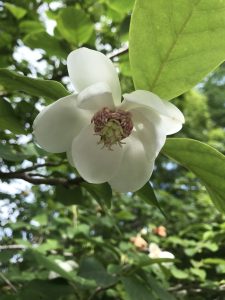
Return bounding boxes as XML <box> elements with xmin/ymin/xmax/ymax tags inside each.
<box><xmin>130</xmin><ymin>0</ymin><xmax>225</xmax><ymax>100</ymax></box>
<box><xmin>0</xmin><ymin>69</ymin><xmax>69</xmax><ymax>101</ymax></box>
<box><xmin>162</xmin><ymin>138</ymin><xmax>225</xmax><ymax>213</ymax></box>
<box><xmin>57</xmin><ymin>7</ymin><xmax>93</xmax><ymax>46</ymax></box>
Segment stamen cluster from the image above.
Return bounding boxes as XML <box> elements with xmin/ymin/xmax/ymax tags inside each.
<box><xmin>91</xmin><ymin>107</ymin><xmax>133</xmax><ymax>149</ymax></box>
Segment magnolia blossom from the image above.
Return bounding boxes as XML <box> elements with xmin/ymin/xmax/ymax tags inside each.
<box><xmin>33</xmin><ymin>48</ymin><xmax>184</xmax><ymax>192</ymax></box>
<box><xmin>149</xmin><ymin>243</ymin><xmax>175</xmax><ymax>260</ymax></box>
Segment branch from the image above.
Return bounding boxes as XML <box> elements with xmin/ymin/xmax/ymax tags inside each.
<box><xmin>0</xmin><ymin>245</ymin><xmax>27</xmax><ymax>250</ymax></box>
<box><xmin>108</xmin><ymin>46</ymin><xmax>129</xmax><ymax>59</ymax></box>
<box><xmin>0</xmin><ymin>272</ymin><xmax>17</xmax><ymax>293</ymax></box>
<box><xmin>13</xmin><ymin>161</ymin><xmax>65</xmax><ymax>174</ymax></box>
<box><xmin>88</xmin><ymin>281</ymin><xmax>118</xmax><ymax>300</ymax></box>
<box><xmin>0</xmin><ymin>168</ymin><xmax>84</xmax><ymax>187</ymax></box>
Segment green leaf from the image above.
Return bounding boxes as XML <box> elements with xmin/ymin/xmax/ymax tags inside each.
<box><xmin>162</xmin><ymin>138</ymin><xmax>225</xmax><ymax>213</ymax></box>
<box><xmin>130</xmin><ymin>0</ymin><xmax>225</xmax><ymax>100</ymax></box>
<box><xmin>83</xmin><ymin>182</ymin><xmax>112</xmax><ymax>209</ymax></box>
<box><xmin>106</xmin><ymin>0</ymin><xmax>135</xmax><ymax>14</ymax></box>
<box><xmin>5</xmin><ymin>2</ymin><xmax>27</xmax><ymax>20</ymax></box>
<box><xmin>23</xmin><ymin>31</ymin><xmax>68</xmax><ymax>58</ymax></box>
<box><xmin>18</xmin><ymin>280</ymin><xmax>75</xmax><ymax>300</ymax></box>
<box><xmin>55</xmin><ymin>186</ymin><xmax>84</xmax><ymax>206</ymax></box>
<box><xmin>26</xmin><ymin>249</ymin><xmax>95</xmax><ymax>287</ymax></box>
<box><xmin>202</xmin><ymin>258</ymin><xmax>225</xmax><ymax>265</ymax></box>
<box><xmin>136</xmin><ymin>182</ymin><xmax>166</xmax><ymax>217</ymax></box>
<box><xmin>139</xmin><ymin>272</ymin><xmax>176</xmax><ymax>300</ymax></box>
<box><xmin>0</xmin><ymin>98</ymin><xmax>25</xmax><ymax>134</ymax></box>
<box><xmin>0</xmin><ymin>69</ymin><xmax>69</xmax><ymax>101</ymax></box>
<box><xmin>78</xmin><ymin>256</ymin><xmax>117</xmax><ymax>287</ymax></box>
<box><xmin>122</xmin><ymin>276</ymin><xmax>155</xmax><ymax>300</ymax></box>
<box><xmin>57</xmin><ymin>7</ymin><xmax>93</xmax><ymax>45</ymax></box>
<box><xmin>19</xmin><ymin>20</ymin><xmax>45</xmax><ymax>33</ymax></box>
<box><xmin>0</xmin><ymin>143</ymin><xmax>28</xmax><ymax>162</ymax></box>
<box><xmin>190</xmin><ymin>268</ymin><xmax>206</xmax><ymax>280</ymax></box>
<box><xmin>170</xmin><ymin>266</ymin><xmax>189</xmax><ymax>279</ymax></box>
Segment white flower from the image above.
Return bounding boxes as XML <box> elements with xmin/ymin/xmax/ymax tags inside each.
<box><xmin>33</xmin><ymin>48</ymin><xmax>184</xmax><ymax>192</ymax></box>
<box><xmin>149</xmin><ymin>243</ymin><xmax>175</xmax><ymax>260</ymax></box>
<box><xmin>49</xmin><ymin>259</ymin><xmax>78</xmax><ymax>279</ymax></box>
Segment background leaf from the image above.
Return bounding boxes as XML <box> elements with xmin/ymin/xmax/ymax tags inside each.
<box><xmin>162</xmin><ymin>138</ymin><xmax>225</xmax><ymax>213</ymax></box>
<box><xmin>129</xmin><ymin>0</ymin><xmax>225</xmax><ymax>99</ymax></box>
<box><xmin>78</xmin><ymin>256</ymin><xmax>117</xmax><ymax>287</ymax></box>
<box><xmin>23</xmin><ymin>31</ymin><xmax>68</xmax><ymax>58</ymax></box>
<box><xmin>57</xmin><ymin>7</ymin><xmax>93</xmax><ymax>46</ymax></box>
<box><xmin>4</xmin><ymin>3</ymin><xmax>27</xmax><ymax>20</ymax></box>
<box><xmin>54</xmin><ymin>186</ymin><xmax>84</xmax><ymax>206</ymax></box>
<box><xmin>0</xmin><ymin>69</ymin><xmax>69</xmax><ymax>101</ymax></box>
<box><xmin>82</xmin><ymin>182</ymin><xmax>112</xmax><ymax>209</ymax></box>
<box><xmin>136</xmin><ymin>182</ymin><xmax>166</xmax><ymax>217</ymax></box>
<box><xmin>0</xmin><ymin>98</ymin><xmax>25</xmax><ymax>134</ymax></box>
<box><xmin>122</xmin><ymin>276</ymin><xmax>155</xmax><ymax>300</ymax></box>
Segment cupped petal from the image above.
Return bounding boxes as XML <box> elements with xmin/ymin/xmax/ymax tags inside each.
<box><xmin>132</xmin><ymin>110</ymin><xmax>167</xmax><ymax>160</ymax></box>
<box><xmin>67</xmin><ymin>48</ymin><xmax>121</xmax><ymax>105</ymax></box>
<box><xmin>108</xmin><ymin>133</ymin><xmax>155</xmax><ymax>193</ymax></box>
<box><xmin>121</xmin><ymin>90</ymin><xmax>184</xmax><ymax>135</ymax></box>
<box><xmin>77</xmin><ymin>82</ymin><xmax>114</xmax><ymax>111</ymax></box>
<box><xmin>71</xmin><ymin>124</ymin><xmax>124</xmax><ymax>183</ymax></box>
<box><xmin>33</xmin><ymin>94</ymin><xmax>91</xmax><ymax>153</ymax></box>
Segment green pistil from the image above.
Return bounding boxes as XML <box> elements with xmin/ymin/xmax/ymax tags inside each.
<box><xmin>99</xmin><ymin>120</ymin><xmax>124</xmax><ymax>149</ymax></box>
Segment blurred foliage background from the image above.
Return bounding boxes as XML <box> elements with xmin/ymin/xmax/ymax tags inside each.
<box><xmin>0</xmin><ymin>0</ymin><xmax>225</xmax><ymax>299</ymax></box>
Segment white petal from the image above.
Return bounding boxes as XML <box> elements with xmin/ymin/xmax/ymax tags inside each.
<box><xmin>71</xmin><ymin>124</ymin><xmax>124</xmax><ymax>183</ymax></box>
<box><xmin>160</xmin><ymin>251</ymin><xmax>175</xmax><ymax>259</ymax></box>
<box><xmin>132</xmin><ymin>110</ymin><xmax>166</xmax><ymax>160</ymax></box>
<box><xmin>67</xmin><ymin>48</ymin><xmax>121</xmax><ymax>105</ymax></box>
<box><xmin>108</xmin><ymin>133</ymin><xmax>155</xmax><ymax>193</ymax></box>
<box><xmin>33</xmin><ymin>94</ymin><xmax>91</xmax><ymax>153</ymax></box>
<box><xmin>77</xmin><ymin>82</ymin><xmax>114</xmax><ymax>111</ymax></box>
<box><xmin>122</xmin><ymin>90</ymin><xmax>184</xmax><ymax>135</ymax></box>
<box><xmin>66</xmin><ymin>148</ymin><xmax>75</xmax><ymax>167</ymax></box>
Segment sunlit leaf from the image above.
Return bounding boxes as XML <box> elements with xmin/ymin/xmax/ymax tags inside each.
<box><xmin>130</xmin><ymin>0</ymin><xmax>225</xmax><ymax>100</ymax></box>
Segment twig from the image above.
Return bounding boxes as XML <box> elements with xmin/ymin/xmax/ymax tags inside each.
<box><xmin>108</xmin><ymin>46</ymin><xmax>129</xmax><ymax>59</ymax></box>
<box><xmin>0</xmin><ymin>272</ymin><xmax>17</xmax><ymax>293</ymax></box>
<box><xmin>87</xmin><ymin>282</ymin><xmax>118</xmax><ymax>300</ymax></box>
<box><xmin>0</xmin><ymin>170</ymin><xmax>84</xmax><ymax>187</ymax></box>
<box><xmin>13</xmin><ymin>161</ymin><xmax>65</xmax><ymax>174</ymax></box>
<box><xmin>0</xmin><ymin>245</ymin><xmax>27</xmax><ymax>250</ymax></box>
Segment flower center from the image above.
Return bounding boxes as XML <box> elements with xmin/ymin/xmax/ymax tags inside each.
<box><xmin>91</xmin><ymin>107</ymin><xmax>133</xmax><ymax>149</ymax></box>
